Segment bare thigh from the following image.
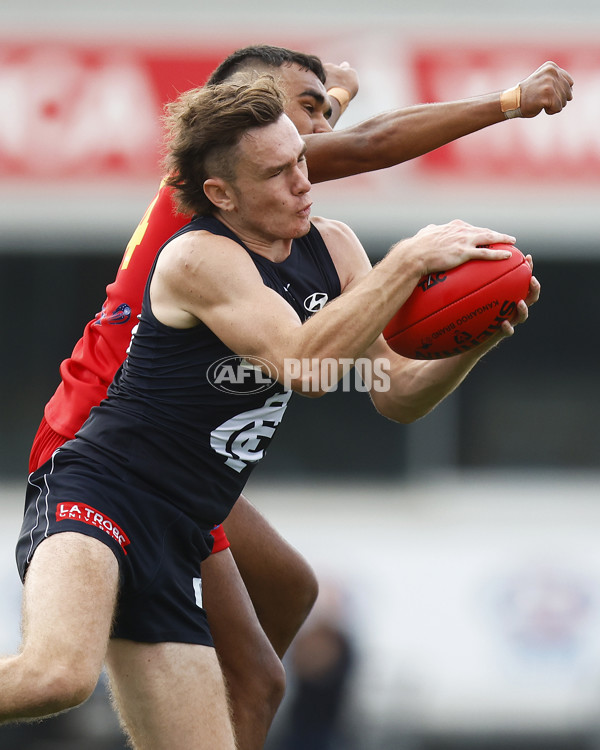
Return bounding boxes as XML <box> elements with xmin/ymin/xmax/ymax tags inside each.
<box><xmin>201</xmin><ymin>545</ymin><xmax>280</xmax><ymax>674</ymax></box>
<box><xmin>105</xmin><ymin>639</ymin><xmax>236</xmax><ymax>750</ymax></box>
<box><xmin>223</xmin><ymin>494</ymin><xmax>318</xmax><ymax>658</ymax></box>
<box><xmin>0</xmin><ymin>532</ymin><xmax>118</xmax><ymax>721</ymax></box>
<box><xmin>201</xmin><ymin>547</ymin><xmax>285</xmax><ymax>750</ymax></box>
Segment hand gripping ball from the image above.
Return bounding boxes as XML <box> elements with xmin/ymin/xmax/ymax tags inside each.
<box><xmin>383</xmin><ymin>244</ymin><xmax>532</xmax><ymax>359</ymax></box>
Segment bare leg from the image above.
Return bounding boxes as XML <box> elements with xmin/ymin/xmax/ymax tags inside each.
<box><xmin>196</xmin><ymin>497</ymin><xmax>317</xmax><ymax>749</ymax></box>
<box><xmin>201</xmin><ymin>548</ymin><xmax>285</xmax><ymax>750</ymax></box>
<box><xmin>105</xmin><ymin>639</ymin><xmax>236</xmax><ymax>750</ymax></box>
<box><xmin>0</xmin><ymin>533</ymin><xmax>118</xmax><ymax>722</ymax></box>
<box><xmin>223</xmin><ymin>495</ymin><xmax>319</xmax><ymax>658</ymax></box>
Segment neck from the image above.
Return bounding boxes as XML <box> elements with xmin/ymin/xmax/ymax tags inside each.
<box><xmin>214</xmin><ymin>211</ymin><xmax>293</xmax><ymax>262</ymax></box>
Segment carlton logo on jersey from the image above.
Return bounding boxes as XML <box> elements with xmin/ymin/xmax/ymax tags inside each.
<box><xmin>210</xmin><ymin>391</ymin><xmax>292</xmax><ymax>473</ymax></box>
<box><xmin>207</xmin><ymin>356</ymin><xmax>279</xmax><ymax>395</ymax></box>
<box><xmin>303</xmin><ymin>292</ymin><xmax>328</xmax><ymax>313</ymax></box>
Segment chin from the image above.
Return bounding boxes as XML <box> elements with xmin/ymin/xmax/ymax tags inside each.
<box><xmin>294</xmin><ymin>218</ymin><xmax>312</xmax><ymax>238</ymax></box>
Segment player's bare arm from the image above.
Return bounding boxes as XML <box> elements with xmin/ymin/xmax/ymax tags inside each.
<box><xmin>304</xmin><ymin>61</ymin><xmax>574</xmax><ymax>183</ymax></box>
<box><xmin>150</xmin><ymin>228</ymin><xmax>388</xmax><ymax>394</ymax></box>
<box><xmin>150</xmin><ymin>219</ymin><xmax>515</xmax><ymax>397</ymax></box>
<box><xmin>312</xmin><ymin>219</ymin><xmax>539</xmax><ymax>423</ymax></box>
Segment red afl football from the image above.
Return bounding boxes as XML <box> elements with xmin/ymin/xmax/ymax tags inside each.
<box><xmin>383</xmin><ymin>243</ymin><xmax>532</xmax><ymax>359</ymax></box>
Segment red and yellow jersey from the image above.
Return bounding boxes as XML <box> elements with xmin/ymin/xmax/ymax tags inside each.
<box><xmin>43</xmin><ymin>180</ymin><xmax>190</xmax><ymax>439</ymax></box>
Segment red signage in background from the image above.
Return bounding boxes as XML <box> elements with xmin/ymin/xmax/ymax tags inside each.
<box><xmin>412</xmin><ymin>46</ymin><xmax>600</xmax><ymax>181</ymax></box>
<box><xmin>0</xmin><ymin>42</ymin><xmax>224</xmax><ymax>180</ymax></box>
<box><xmin>2</xmin><ymin>39</ymin><xmax>600</xmax><ymax>186</ymax></box>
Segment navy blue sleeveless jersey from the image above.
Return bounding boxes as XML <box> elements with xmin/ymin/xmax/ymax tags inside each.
<box><xmin>64</xmin><ymin>216</ymin><xmax>341</xmax><ymax>529</ymax></box>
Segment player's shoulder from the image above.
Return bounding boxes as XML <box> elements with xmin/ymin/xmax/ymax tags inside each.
<box><xmin>168</xmin><ymin>226</ymin><xmax>242</xmax><ymax>256</ymax></box>
<box><xmin>158</xmin><ymin>228</ymin><xmax>249</xmax><ymax>282</ymax></box>
<box><xmin>311</xmin><ymin>215</ymin><xmax>356</xmax><ymax>241</ymax></box>
<box><xmin>311</xmin><ymin>216</ymin><xmax>371</xmax><ymax>289</ymax></box>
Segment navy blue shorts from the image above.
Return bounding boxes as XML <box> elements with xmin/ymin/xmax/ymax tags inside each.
<box><xmin>17</xmin><ymin>449</ymin><xmax>215</xmax><ymax>646</ymax></box>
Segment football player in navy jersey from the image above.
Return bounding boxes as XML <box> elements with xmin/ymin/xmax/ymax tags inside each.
<box><xmin>11</xmin><ymin>74</ymin><xmax>540</xmax><ymax>749</ymax></box>
<box><xmin>27</xmin><ymin>45</ymin><xmax>573</xmax><ymax>750</ymax></box>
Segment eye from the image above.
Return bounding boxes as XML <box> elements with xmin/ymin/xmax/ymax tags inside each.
<box><xmin>298</xmin><ymin>97</ymin><xmax>316</xmax><ymax>114</ymax></box>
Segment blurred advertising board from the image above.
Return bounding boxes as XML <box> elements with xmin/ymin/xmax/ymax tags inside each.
<box><xmin>0</xmin><ymin>35</ymin><xmax>598</xmax><ymax>249</ymax></box>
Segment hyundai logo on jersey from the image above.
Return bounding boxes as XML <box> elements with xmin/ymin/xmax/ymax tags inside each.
<box><xmin>303</xmin><ymin>292</ymin><xmax>328</xmax><ymax>312</ymax></box>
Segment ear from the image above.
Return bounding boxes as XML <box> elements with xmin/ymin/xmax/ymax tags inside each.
<box><xmin>204</xmin><ymin>178</ymin><xmax>236</xmax><ymax>212</ymax></box>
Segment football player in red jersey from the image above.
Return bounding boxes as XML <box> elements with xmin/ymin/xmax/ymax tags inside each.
<box><xmin>28</xmin><ymin>45</ymin><xmax>573</xmax><ymax>749</ymax></box>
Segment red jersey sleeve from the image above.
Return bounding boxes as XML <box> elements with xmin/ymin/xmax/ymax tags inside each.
<box><xmin>44</xmin><ymin>181</ymin><xmax>190</xmax><ymax>439</ymax></box>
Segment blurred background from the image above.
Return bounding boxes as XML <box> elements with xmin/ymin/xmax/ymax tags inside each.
<box><xmin>0</xmin><ymin>0</ymin><xmax>599</xmax><ymax>747</ymax></box>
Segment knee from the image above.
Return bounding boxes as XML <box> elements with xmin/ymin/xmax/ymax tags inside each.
<box><xmin>292</xmin><ymin>559</ymin><xmax>320</xmax><ymax>626</ymax></box>
<box><xmin>265</xmin><ymin>559</ymin><xmax>319</xmax><ymax>659</ymax></box>
<box><xmin>23</xmin><ymin>657</ymin><xmax>99</xmax><ymax>716</ymax></box>
<box><xmin>303</xmin><ymin>563</ymin><xmax>320</xmax><ymax>614</ymax></box>
<box><xmin>263</xmin><ymin>651</ymin><xmax>286</xmax><ymax>712</ymax></box>
<box><xmin>247</xmin><ymin>654</ymin><xmax>287</xmax><ymax>724</ymax></box>
<box><xmin>226</xmin><ymin>645</ymin><xmax>286</xmax><ymax>722</ymax></box>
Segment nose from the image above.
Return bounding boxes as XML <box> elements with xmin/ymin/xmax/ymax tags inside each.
<box><xmin>293</xmin><ymin>164</ymin><xmax>311</xmax><ymax>194</ymax></box>
<box><xmin>312</xmin><ymin>113</ymin><xmax>333</xmax><ymax>134</ymax></box>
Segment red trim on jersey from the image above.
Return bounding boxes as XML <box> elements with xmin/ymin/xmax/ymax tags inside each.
<box><xmin>43</xmin><ymin>182</ymin><xmax>189</xmax><ymax>438</ymax></box>
<box><xmin>29</xmin><ymin>415</ymin><xmax>68</xmax><ymax>473</ymax></box>
<box><xmin>210</xmin><ymin>524</ymin><xmax>231</xmax><ymax>553</ymax></box>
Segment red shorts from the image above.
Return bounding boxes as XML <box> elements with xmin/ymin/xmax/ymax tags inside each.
<box><xmin>29</xmin><ymin>416</ymin><xmax>230</xmax><ymax>554</ymax></box>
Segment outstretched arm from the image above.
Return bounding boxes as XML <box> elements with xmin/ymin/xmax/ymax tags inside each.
<box><xmin>305</xmin><ymin>61</ymin><xmax>574</xmax><ymax>183</ymax></box>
